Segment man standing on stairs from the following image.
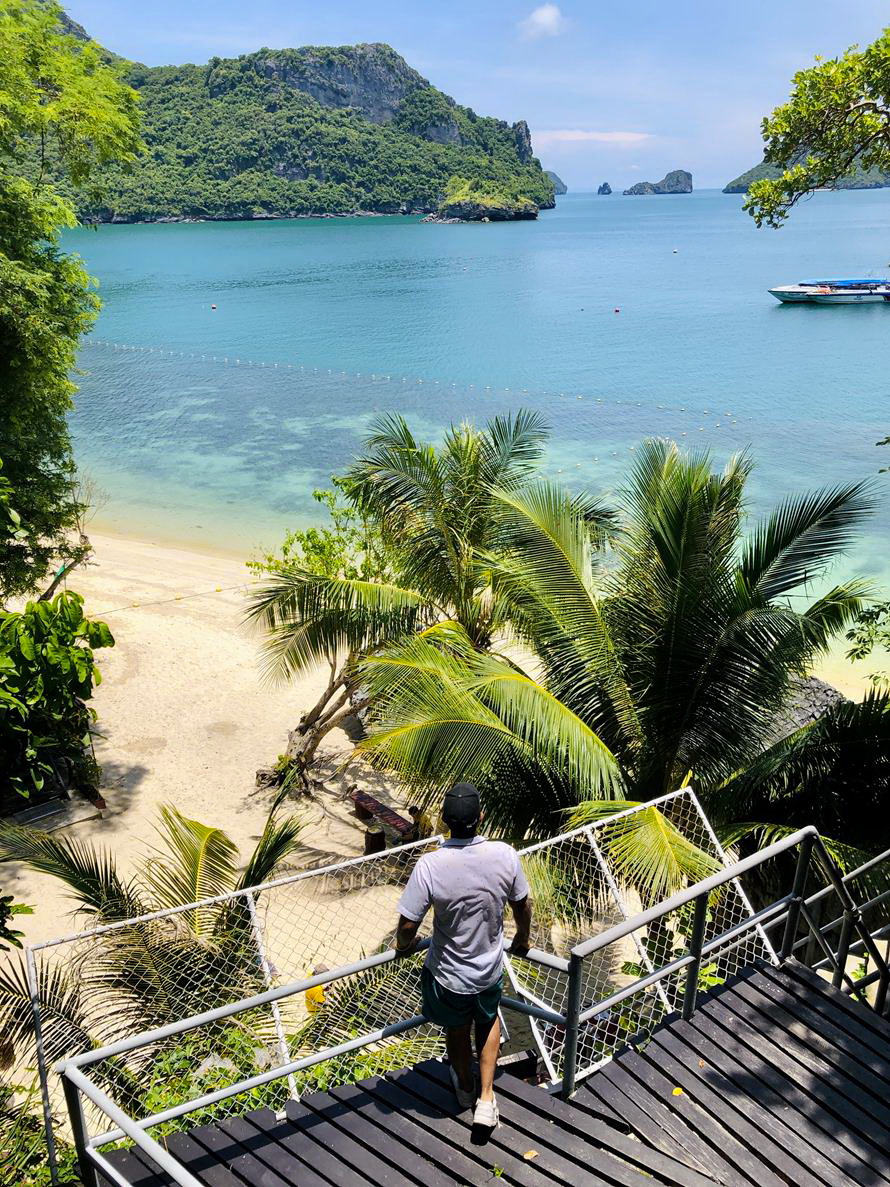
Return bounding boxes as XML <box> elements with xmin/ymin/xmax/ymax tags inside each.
<box><xmin>393</xmin><ymin>782</ymin><xmax>533</xmax><ymax>1130</ymax></box>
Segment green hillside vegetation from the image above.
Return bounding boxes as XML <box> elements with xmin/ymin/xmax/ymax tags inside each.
<box><xmin>724</xmin><ymin>158</ymin><xmax>890</xmax><ymax>193</ymax></box>
<box><xmin>439</xmin><ymin>176</ymin><xmax>539</xmax><ymax>219</ymax></box>
<box><xmin>51</xmin><ymin>43</ymin><xmax>554</xmax><ymax>222</ymax></box>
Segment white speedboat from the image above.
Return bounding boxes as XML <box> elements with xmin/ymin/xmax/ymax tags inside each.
<box><xmin>769</xmin><ymin>277</ymin><xmax>890</xmax><ymax>304</ymax></box>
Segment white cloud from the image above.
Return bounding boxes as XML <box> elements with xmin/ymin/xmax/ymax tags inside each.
<box><xmin>534</xmin><ymin>129</ymin><xmax>653</xmax><ymax>147</ymax></box>
<box><xmin>519</xmin><ymin>4</ymin><xmax>568</xmax><ymax>40</ymax></box>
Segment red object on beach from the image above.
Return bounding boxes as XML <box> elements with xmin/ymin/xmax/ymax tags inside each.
<box><xmin>350</xmin><ymin>788</ymin><xmax>413</xmax><ymax>839</ymax></box>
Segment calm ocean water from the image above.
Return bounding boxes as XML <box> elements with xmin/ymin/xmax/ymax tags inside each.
<box><xmin>65</xmin><ymin>189</ymin><xmax>890</xmax><ymax>582</ymax></box>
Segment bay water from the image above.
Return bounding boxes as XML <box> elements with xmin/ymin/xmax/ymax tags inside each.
<box><xmin>65</xmin><ymin>189</ymin><xmax>890</xmax><ymax>591</ymax></box>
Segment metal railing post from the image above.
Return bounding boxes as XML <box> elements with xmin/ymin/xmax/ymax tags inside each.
<box><xmin>780</xmin><ymin>832</ymin><xmax>814</xmax><ymax>960</ymax></box>
<box><xmin>832</xmin><ymin>909</ymin><xmax>858</xmax><ymax>990</ymax></box>
<box><xmin>60</xmin><ymin>1075</ymin><xmax>99</xmax><ymax>1187</ymax></box>
<box><xmin>682</xmin><ymin>894</ymin><xmax>709</xmax><ymax>1021</ymax></box>
<box><xmin>26</xmin><ymin>945</ymin><xmax>59</xmax><ymax>1185</ymax></box>
<box><xmin>560</xmin><ymin>952</ymin><xmax>584</xmax><ymax>1100</ymax></box>
<box><xmin>244</xmin><ymin>889</ymin><xmax>297</xmax><ymax>1098</ymax></box>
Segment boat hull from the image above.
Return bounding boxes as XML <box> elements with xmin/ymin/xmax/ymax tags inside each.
<box><xmin>769</xmin><ymin>286</ymin><xmax>890</xmax><ymax>304</ymax></box>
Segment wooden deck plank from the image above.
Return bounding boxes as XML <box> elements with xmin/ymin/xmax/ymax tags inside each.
<box><xmin>383</xmin><ymin>1065</ymin><xmax>568</xmax><ymax>1186</ymax></box>
<box><xmin>730</xmin><ymin>968</ymin><xmax>890</xmax><ymax>1106</ymax></box>
<box><xmin>330</xmin><ymin>1078</ymin><xmax>490</xmax><ymax>1187</ymax></box>
<box><xmin>288</xmin><ymin>1092</ymin><xmax>432</xmax><ymax>1187</ymax></box>
<box><xmin>419</xmin><ymin>1059</ymin><xmax>675</xmax><ymax>1187</ymax></box>
<box><xmin>603</xmin><ymin>1045</ymin><xmax>779</xmax><ymax>1186</ymax></box>
<box><xmin>777</xmin><ymin>961</ymin><xmax>890</xmax><ymax>1055</ymax></box>
<box><xmin>749</xmin><ymin>963</ymin><xmax>890</xmax><ymax>1077</ymax></box>
<box><xmin>649</xmin><ymin>1022</ymin><xmax>844</xmax><ymax>1187</ymax></box>
<box><xmin>680</xmin><ymin>1003</ymin><xmax>890</xmax><ymax>1183</ymax></box>
<box><xmin>98</xmin><ymin>1148</ymin><xmax>171</xmax><ymax>1187</ymax></box>
<box><xmin>707</xmin><ymin>979</ymin><xmax>890</xmax><ymax>1128</ymax></box>
<box><xmin>491</xmin><ymin>1071</ymin><xmax>717</xmax><ymax>1187</ymax></box>
<box><xmin>577</xmin><ymin>1067</ymin><xmax>726</xmax><ymax>1185</ymax></box>
<box><xmin>187</xmin><ymin>1117</ymin><xmax>316</xmax><ymax>1187</ymax></box>
<box><xmin>163</xmin><ymin>1132</ymin><xmax>243</xmax><ymax>1187</ymax></box>
<box><xmin>220</xmin><ymin>1109</ymin><xmax>353</xmax><ymax>1187</ymax></box>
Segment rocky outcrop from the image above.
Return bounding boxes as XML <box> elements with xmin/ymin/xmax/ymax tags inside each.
<box><xmin>545</xmin><ymin>171</ymin><xmax>567</xmax><ymax>194</ymax></box>
<box><xmin>251</xmin><ymin>43</ymin><xmax>428</xmax><ymax>124</ymax></box>
<box><xmin>624</xmin><ymin>169</ymin><xmax>692</xmax><ymax>195</ymax></box>
<box><xmin>424</xmin><ymin>196</ymin><xmax>538</xmax><ymax>223</ymax></box>
<box><xmin>513</xmin><ymin>120</ymin><xmax>534</xmax><ymax>164</ymax></box>
<box><xmin>597</xmin><ymin>181</ymin><xmax>612</xmax><ymax>195</ymax></box>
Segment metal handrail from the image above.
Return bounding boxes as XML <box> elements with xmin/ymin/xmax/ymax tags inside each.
<box><xmin>59</xmin><ymin>824</ymin><xmax>890</xmax><ymax>1186</ymax></box>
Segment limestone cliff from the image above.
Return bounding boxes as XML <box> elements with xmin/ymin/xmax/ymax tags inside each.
<box><xmin>545</xmin><ymin>170</ymin><xmax>567</xmax><ymax>194</ymax></box>
<box><xmin>597</xmin><ymin>182</ymin><xmax>612</xmax><ymax>195</ymax></box>
<box><xmin>624</xmin><ymin>170</ymin><xmax>692</xmax><ymax>195</ymax></box>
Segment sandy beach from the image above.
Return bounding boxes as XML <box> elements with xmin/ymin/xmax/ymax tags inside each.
<box><xmin>4</xmin><ymin>531</ymin><xmax>399</xmax><ymax>947</ymax></box>
<box><xmin>4</xmin><ymin>529</ymin><xmax>872</xmax><ymax>948</ymax></box>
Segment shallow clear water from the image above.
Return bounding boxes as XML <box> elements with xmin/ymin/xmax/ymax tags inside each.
<box><xmin>66</xmin><ymin>189</ymin><xmax>890</xmax><ymax>577</ymax></box>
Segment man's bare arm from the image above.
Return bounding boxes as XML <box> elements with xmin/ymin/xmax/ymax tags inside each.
<box><xmin>394</xmin><ymin>914</ymin><xmax>421</xmax><ymax>958</ymax></box>
<box><xmin>507</xmin><ymin>895</ymin><xmax>532</xmax><ymax>955</ymax></box>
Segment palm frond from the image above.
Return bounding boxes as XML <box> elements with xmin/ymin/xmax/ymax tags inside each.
<box><xmin>236</xmin><ymin>791</ymin><xmax>304</xmax><ymax>891</ymax></box>
<box><xmin>567</xmin><ymin>800</ymin><xmax>721</xmax><ymax>903</ymax></box>
<box><xmin>245</xmin><ymin>569</ymin><xmax>431</xmax><ymax>681</ymax></box>
<box><xmin>0</xmin><ymin>824</ymin><xmax>146</xmax><ymax>921</ymax></box>
<box><xmin>741</xmin><ymin>483</ymin><xmax>875</xmax><ymax>601</ymax></box>
<box><xmin>142</xmin><ymin>807</ymin><xmax>238</xmax><ymax>936</ymax></box>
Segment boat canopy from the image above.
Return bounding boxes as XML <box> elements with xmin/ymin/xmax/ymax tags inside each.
<box><xmin>799</xmin><ymin>277</ymin><xmax>890</xmax><ymax>288</ymax></box>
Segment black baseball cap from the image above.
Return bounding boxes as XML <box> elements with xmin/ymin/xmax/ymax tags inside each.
<box><xmin>442</xmin><ymin>782</ymin><xmax>481</xmax><ymax>827</ymax></box>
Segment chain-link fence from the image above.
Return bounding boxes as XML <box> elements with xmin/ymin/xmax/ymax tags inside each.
<box><xmin>17</xmin><ymin>836</ymin><xmax>444</xmax><ymax>1180</ymax></box>
<box><xmin>509</xmin><ymin>788</ymin><xmax>776</xmax><ymax>1082</ymax></box>
<box><xmin>18</xmin><ymin>788</ymin><xmax>772</xmax><ymax>1181</ymax></box>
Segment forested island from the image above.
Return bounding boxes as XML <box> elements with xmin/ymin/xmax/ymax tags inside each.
<box><xmin>52</xmin><ymin>26</ymin><xmax>554</xmax><ymax>223</ymax></box>
<box><xmin>724</xmin><ymin>158</ymin><xmax>890</xmax><ymax>193</ymax></box>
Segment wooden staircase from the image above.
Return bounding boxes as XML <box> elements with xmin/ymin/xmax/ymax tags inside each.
<box><xmin>99</xmin><ymin>956</ymin><xmax>890</xmax><ymax>1187</ymax></box>
<box><xmin>578</xmin><ymin>959</ymin><xmax>890</xmax><ymax>1186</ymax></box>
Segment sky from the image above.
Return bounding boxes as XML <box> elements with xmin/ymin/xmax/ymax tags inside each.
<box><xmin>66</xmin><ymin>1</ymin><xmax>890</xmax><ymax>189</ymax></box>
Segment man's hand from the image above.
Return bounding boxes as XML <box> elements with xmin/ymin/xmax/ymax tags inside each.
<box><xmin>508</xmin><ymin>895</ymin><xmax>533</xmax><ymax>958</ymax></box>
<box><xmin>394</xmin><ymin>914</ymin><xmax>420</xmax><ymax>959</ymax></box>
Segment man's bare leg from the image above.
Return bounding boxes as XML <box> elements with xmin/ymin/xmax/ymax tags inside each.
<box><xmin>475</xmin><ymin>1015</ymin><xmax>500</xmax><ymax>1103</ymax></box>
<box><xmin>446</xmin><ymin>1023</ymin><xmax>474</xmax><ymax>1093</ymax></box>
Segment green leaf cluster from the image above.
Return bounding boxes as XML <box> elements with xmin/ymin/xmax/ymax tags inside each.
<box><xmin>745</xmin><ymin>27</ymin><xmax>890</xmax><ymax>226</ymax></box>
<box><xmin>0</xmin><ymin>590</ymin><xmax>113</xmax><ymax>804</ymax></box>
<box><xmin>0</xmin><ymin>0</ymin><xmax>142</xmax><ymax>596</ymax></box>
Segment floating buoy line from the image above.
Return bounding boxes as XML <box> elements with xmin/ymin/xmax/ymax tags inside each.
<box><xmin>81</xmin><ymin>338</ymin><xmax>756</xmax><ymax>439</ymax></box>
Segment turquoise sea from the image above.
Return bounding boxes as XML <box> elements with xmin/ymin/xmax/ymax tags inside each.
<box><xmin>65</xmin><ymin>189</ymin><xmax>890</xmax><ymax>582</ymax></box>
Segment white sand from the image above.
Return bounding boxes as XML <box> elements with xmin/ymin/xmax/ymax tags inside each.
<box><xmin>5</xmin><ymin>532</ymin><xmax>396</xmax><ymax>946</ymax></box>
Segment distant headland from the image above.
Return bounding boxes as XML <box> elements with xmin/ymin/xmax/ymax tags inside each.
<box><xmin>55</xmin><ymin>18</ymin><xmax>554</xmax><ymax>224</ymax></box>
<box><xmin>624</xmin><ymin>170</ymin><xmax>693</xmax><ymax>196</ymax></box>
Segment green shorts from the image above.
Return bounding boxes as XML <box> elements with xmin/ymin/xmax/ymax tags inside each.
<box><xmin>421</xmin><ymin>966</ymin><xmax>502</xmax><ymax>1029</ymax></box>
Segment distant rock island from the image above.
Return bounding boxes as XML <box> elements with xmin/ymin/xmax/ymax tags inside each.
<box><xmin>54</xmin><ymin>18</ymin><xmax>555</xmax><ymax>223</ymax></box>
<box><xmin>724</xmin><ymin>159</ymin><xmax>890</xmax><ymax>194</ymax></box>
<box><xmin>597</xmin><ymin>182</ymin><xmax>612</xmax><ymax>195</ymax></box>
<box><xmin>624</xmin><ymin>170</ymin><xmax>692</xmax><ymax>196</ymax></box>
<box><xmin>545</xmin><ymin>170</ymin><xmax>567</xmax><ymax>194</ymax></box>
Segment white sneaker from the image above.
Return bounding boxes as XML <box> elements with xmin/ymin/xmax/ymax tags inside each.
<box><xmin>449</xmin><ymin>1066</ymin><xmax>475</xmax><ymax>1110</ymax></box>
<box><xmin>473</xmin><ymin>1096</ymin><xmax>499</xmax><ymax>1129</ymax></box>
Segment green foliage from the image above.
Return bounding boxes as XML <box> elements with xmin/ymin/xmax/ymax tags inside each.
<box><xmin>248</xmin><ymin>479</ymin><xmax>391</xmax><ymax>583</ymax></box>
<box><xmin>52</xmin><ymin>49</ymin><xmax>552</xmax><ymax>221</ymax></box>
<box><xmin>440</xmin><ymin>174</ymin><xmax>539</xmax><ymax>215</ymax></box>
<box><xmin>357</xmin><ymin>433</ymin><xmax>887</xmax><ymax>859</ymax></box>
<box><xmin>0</xmin><ymin>893</ymin><xmax>32</xmax><ymax>950</ymax></box>
<box><xmin>745</xmin><ymin>27</ymin><xmax>890</xmax><ymax>226</ymax></box>
<box><xmin>846</xmin><ymin>601</ymin><xmax>890</xmax><ymax>686</ymax></box>
<box><xmin>0</xmin><ymin>0</ymin><xmax>142</xmax><ymax>596</ymax></box>
<box><xmin>0</xmin><ymin>591</ymin><xmax>113</xmax><ymax>803</ymax></box>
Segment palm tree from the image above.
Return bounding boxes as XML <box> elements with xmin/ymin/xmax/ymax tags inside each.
<box><xmin>356</xmin><ymin>440</ymin><xmax>889</xmax><ymax>867</ymax></box>
<box><xmin>246</xmin><ymin>410</ymin><xmax>599</xmax><ymax>784</ymax></box>
<box><xmin>0</xmin><ymin>797</ymin><xmax>303</xmax><ymax>1109</ymax></box>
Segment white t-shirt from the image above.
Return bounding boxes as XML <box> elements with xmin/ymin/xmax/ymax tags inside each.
<box><xmin>397</xmin><ymin>836</ymin><xmax>529</xmax><ymax>994</ymax></box>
